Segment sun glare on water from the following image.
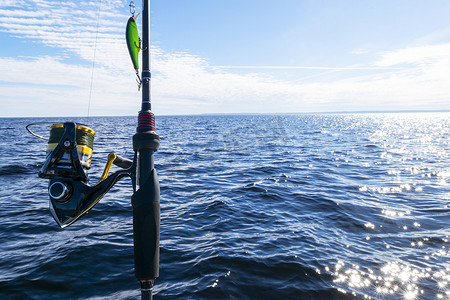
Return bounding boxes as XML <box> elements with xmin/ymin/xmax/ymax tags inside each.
<box><xmin>328</xmin><ymin>253</ymin><xmax>450</xmax><ymax>299</ymax></box>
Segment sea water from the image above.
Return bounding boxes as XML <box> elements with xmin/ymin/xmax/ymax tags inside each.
<box><xmin>0</xmin><ymin>113</ymin><xmax>448</xmax><ymax>299</ymax></box>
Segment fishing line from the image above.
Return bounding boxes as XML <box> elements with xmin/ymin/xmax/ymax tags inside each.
<box><xmin>48</xmin><ymin>124</ymin><xmax>96</xmax><ymax>169</ymax></box>
<box><xmin>87</xmin><ymin>0</ymin><xmax>103</xmax><ymax>125</ymax></box>
<box><xmin>48</xmin><ymin>124</ymin><xmax>95</xmax><ymax>150</ymax></box>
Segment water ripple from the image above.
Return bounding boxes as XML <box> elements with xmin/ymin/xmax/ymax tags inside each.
<box><xmin>0</xmin><ymin>113</ymin><xmax>448</xmax><ymax>299</ymax></box>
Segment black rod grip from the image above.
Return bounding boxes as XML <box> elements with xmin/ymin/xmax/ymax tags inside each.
<box><xmin>113</xmin><ymin>155</ymin><xmax>133</xmax><ymax>169</ymax></box>
<box><xmin>132</xmin><ymin>168</ymin><xmax>160</xmax><ymax>280</ymax></box>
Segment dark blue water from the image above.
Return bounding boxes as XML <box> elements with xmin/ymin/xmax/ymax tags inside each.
<box><xmin>0</xmin><ymin>113</ymin><xmax>448</xmax><ymax>299</ymax></box>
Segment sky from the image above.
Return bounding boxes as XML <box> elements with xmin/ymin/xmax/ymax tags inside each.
<box><xmin>0</xmin><ymin>0</ymin><xmax>450</xmax><ymax>117</ymax></box>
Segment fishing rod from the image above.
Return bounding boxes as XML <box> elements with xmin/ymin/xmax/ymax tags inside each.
<box><xmin>27</xmin><ymin>1</ymin><xmax>160</xmax><ymax>299</ymax></box>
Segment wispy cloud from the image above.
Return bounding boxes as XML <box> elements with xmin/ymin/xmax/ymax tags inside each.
<box><xmin>0</xmin><ymin>0</ymin><xmax>126</xmax><ymax>67</ymax></box>
<box><xmin>215</xmin><ymin>65</ymin><xmax>401</xmax><ymax>70</ymax></box>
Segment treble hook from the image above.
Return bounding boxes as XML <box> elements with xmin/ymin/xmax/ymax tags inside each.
<box><xmin>136</xmin><ymin>71</ymin><xmax>142</xmax><ymax>91</ymax></box>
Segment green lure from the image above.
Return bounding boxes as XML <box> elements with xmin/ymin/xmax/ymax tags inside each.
<box><xmin>126</xmin><ymin>13</ymin><xmax>140</xmax><ymax>72</ymax></box>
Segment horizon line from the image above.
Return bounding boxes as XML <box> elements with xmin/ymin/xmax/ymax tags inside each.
<box><xmin>2</xmin><ymin>109</ymin><xmax>449</xmax><ymax>119</ymax></box>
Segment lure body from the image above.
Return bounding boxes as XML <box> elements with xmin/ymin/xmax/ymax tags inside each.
<box><xmin>126</xmin><ymin>14</ymin><xmax>140</xmax><ymax>71</ymax></box>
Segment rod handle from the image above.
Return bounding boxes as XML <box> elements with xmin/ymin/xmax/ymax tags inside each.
<box><xmin>132</xmin><ymin>168</ymin><xmax>160</xmax><ymax>280</ymax></box>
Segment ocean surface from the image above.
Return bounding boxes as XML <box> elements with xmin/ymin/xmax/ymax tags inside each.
<box><xmin>0</xmin><ymin>113</ymin><xmax>449</xmax><ymax>299</ymax></box>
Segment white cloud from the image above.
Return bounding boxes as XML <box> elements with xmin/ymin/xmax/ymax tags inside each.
<box><xmin>375</xmin><ymin>43</ymin><xmax>450</xmax><ymax>67</ymax></box>
<box><xmin>215</xmin><ymin>65</ymin><xmax>396</xmax><ymax>70</ymax></box>
<box><xmin>352</xmin><ymin>48</ymin><xmax>369</xmax><ymax>55</ymax></box>
<box><xmin>0</xmin><ymin>55</ymin><xmax>138</xmax><ymax>116</ymax></box>
<box><xmin>2</xmin><ymin>44</ymin><xmax>449</xmax><ymax>116</ymax></box>
<box><xmin>151</xmin><ymin>45</ymin><xmax>450</xmax><ymax>113</ymax></box>
<box><xmin>0</xmin><ymin>0</ymin><xmax>26</xmax><ymax>8</ymax></box>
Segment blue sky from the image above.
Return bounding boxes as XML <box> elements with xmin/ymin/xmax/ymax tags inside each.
<box><xmin>0</xmin><ymin>0</ymin><xmax>450</xmax><ymax>117</ymax></box>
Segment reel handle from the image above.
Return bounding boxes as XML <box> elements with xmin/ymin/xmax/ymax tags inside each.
<box><xmin>113</xmin><ymin>153</ymin><xmax>133</xmax><ymax>169</ymax></box>
<box><xmin>100</xmin><ymin>153</ymin><xmax>133</xmax><ymax>182</ymax></box>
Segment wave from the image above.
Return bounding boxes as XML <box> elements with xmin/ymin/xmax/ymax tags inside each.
<box><xmin>0</xmin><ymin>164</ymin><xmax>40</xmax><ymax>176</ymax></box>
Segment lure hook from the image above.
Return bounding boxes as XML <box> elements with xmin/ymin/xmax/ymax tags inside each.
<box><xmin>136</xmin><ymin>71</ymin><xmax>142</xmax><ymax>91</ymax></box>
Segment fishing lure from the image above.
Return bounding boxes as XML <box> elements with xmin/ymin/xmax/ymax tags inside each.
<box><xmin>126</xmin><ymin>13</ymin><xmax>141</xmax><ymax>73</ymax></box>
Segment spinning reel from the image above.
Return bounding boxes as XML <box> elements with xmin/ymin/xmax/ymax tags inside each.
<box><xmin>27</xmin><ymin>122</ymin><xmax>135</xmax><ymax>228</ymax></box>
<box><xmin>28</xmin><ymin>114</ymin><xmax>161</xmax><ymax>290</ymax></box>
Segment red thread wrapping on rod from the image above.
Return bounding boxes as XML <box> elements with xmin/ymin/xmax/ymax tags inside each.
<box><xmin>137</xmin><ymin>111</ymin><xmax>155</xmax><ymax>132</ymax></box>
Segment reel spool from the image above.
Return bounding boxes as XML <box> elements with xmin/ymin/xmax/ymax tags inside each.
<box><xmin>47</xmin><ymin>123</ymin><xmax>95</xmax><ymax>172</ymax></box>
<box><xmin>26</xmin><ymin>122</ymin><xmax>96</xmax><ymax>181</ymax></box>
<box><xmin>44</xmin><ymin>123</ymin><xmax>94</xmax><ymax>182</ymax></box>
